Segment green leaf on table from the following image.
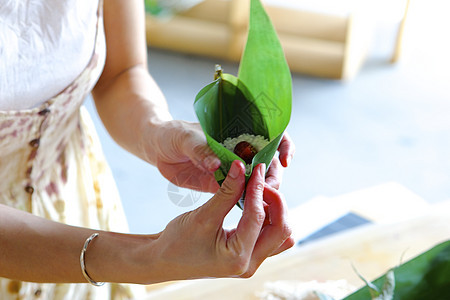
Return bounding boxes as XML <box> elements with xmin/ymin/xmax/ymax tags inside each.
<box><xmin>377</xmin><ymin>270</ymin><xmax>395</xmax><ymax>300</ymax></box>
<box><xmin>344</xmin><ymin>240</ymin><xmax>450</xmax><ymax>300</ymax></box>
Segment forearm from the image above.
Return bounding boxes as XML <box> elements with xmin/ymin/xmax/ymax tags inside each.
<box><xmin>0</xmin><ymin>161</ymin><xmax>294</xmax><ymax>284</ymax></box>
<box><xmin>92</xmin><ymin>66</ymin><xmax>172</xmax><ymax>165</ymax></box>
<box><xmin>0</xmin><ymin>204</ymin><xmax>158</xmax><ymax>284</ymax></box>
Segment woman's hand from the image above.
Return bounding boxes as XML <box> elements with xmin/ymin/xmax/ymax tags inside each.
<box><xmin>143</xmin><ymin>161</ymin><xmax>294</xmax><ymax>282</ymax></box>
<box><xmin>264</xmin><ymin>132</ymin><xmax>295</xmax><ymax>190</ymax></box>
<box><xmin>146</xmin><ymin>120</ymin><xmax>221</xmax><ymax>194</ymax></box>
<box><xmin>0</xmin><ymin>161</ymin><xmax>293</xmax><ymax>284</ymax></box>
<box><xmin>147</xmin><ymin>120</ymin><xmax>296</xmax><ymax>193</ymax></box>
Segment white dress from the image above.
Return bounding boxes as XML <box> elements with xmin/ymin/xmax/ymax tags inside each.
<box><xmin>0</xmin><ymin>1</ymin><xmax>145</xmax><ymax>299</ymax></box>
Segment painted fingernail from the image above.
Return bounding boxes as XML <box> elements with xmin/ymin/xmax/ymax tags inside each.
<box><xmin>228</xmin><ymin>161</ymin><xmax>241</xmax><ymax>179</ymax></box>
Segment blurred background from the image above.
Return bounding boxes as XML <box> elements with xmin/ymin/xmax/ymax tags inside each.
<box><xmin>85</xmin><ymin>0</ymin><xmax>449</xmax><ymax>234</ymax></box>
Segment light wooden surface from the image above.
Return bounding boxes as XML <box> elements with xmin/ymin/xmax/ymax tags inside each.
<box><xmin>143</xmin><ymin>202</ymin><xmax>450</xmax><ymax>299</ymax></box>
<box><xmin>142</xmin><ymin>185</ymin><xmax>450</xmax><ymax>299</ymax></box>
<box><xmin>289</xmin><ymin>181</ymin><xmax>430</xmax><ymax>242</ymax></box>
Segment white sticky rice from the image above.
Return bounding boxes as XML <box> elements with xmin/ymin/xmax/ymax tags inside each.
<box><xmin>221</xmin><ymin>133</ymin><xmax>270</xmax><ymax>173</ymax></box>
<box><xmin>256</xmin><ymin>280</ymin><xmax>356</xmax><ymax>300</ymax></box>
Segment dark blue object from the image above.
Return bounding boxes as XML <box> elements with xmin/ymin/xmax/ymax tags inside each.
<box><xmin>298</xmin><ymin>212</ymin><xmax>371</xmax><ymax>245</ymax></box>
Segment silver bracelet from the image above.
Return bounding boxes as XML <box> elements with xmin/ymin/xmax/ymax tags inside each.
<box><xmin>80</xmin><ymin>233</ymin><xmax>105</xmax><ymax>287</ymax></box>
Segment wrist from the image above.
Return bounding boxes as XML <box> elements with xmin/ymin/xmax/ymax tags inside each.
<box><xmin>138</xmin><ymin>118</ymin><xmax>172</xmax><ymax>165</ymax></box>
<box><xmin>84</xmin><ymin>232</ymin><xmax>159</xmax><ymax>284</ymax></box>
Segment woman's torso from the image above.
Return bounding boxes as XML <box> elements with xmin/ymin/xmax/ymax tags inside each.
<box><xmin>0</xmin><ymin>1</ymin><xmax>143</xmax><ymax>298</ymax></box>
<box><xmin>0</xmin><ymin>0</ymin><xmax>100</xmax><ymax>110</ymax></box>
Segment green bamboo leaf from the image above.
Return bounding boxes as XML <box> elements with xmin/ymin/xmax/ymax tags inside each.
<box><xmin>193</xmin><ymin>0</ymin><xmax>292</xmax><ymax>194</ymax></box>
<box><xmin>194</xmin><ymin>71</ymin><xmax>270</xmax><ymax>183</ymax></box>
<box><xmin>238</xmin><ymin>0</ymin><xmax>292</xmax><ymax>139</ymax></box>
<box><xmin>344</xmin><ymin>240</ymin><xmax>450</xmax><ymax>300</ymax></box>
<box><xmin>194</xmin><ymin>70</ymin><xmax>269</xmax><ymax>142</ymax></box>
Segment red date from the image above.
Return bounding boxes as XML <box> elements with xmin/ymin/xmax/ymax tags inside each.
<box><xmin>234</xmin><ymin>141</ymin><xmax>257</xmax><ymax>164</ymax></box>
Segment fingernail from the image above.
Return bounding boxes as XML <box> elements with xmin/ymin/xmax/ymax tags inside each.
<box><xmin>259</xmin><ymin>163</ymin><xmax>266</xmax><ymax>176</ymax></box>
<box><xmin>204</xmin><ymin>156</ymin><xmax>220</xmax><ymax>171</ymax></box>
<box><xmin>228</xmin><ymin>161</ymin><xmax>241</xmax><ymax>179</ymax></box>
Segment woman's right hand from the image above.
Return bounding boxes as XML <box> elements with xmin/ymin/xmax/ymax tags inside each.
<box><xmin>0</xmin><ymin>160</ymin><xmax>293</xmax><ymax>285</ymax></box>
<box><xmin>137</xmin><ymin>160</ymin><xmax>294</xmax><ymax>283</ymax></box>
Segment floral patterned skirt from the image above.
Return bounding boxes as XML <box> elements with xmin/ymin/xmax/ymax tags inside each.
<box><xmin>0</xmin><ymin>0</ymin><xmax>146</xmax><ymax>298</ymax></box>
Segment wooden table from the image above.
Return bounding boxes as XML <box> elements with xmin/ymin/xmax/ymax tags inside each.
<box><xmin>142</xmin><ymin>195</ymin><xmax>450</xmax><ymax>299</ymax></box>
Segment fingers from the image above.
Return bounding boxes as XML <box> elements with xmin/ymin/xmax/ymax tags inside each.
<box><xmin>265</xmin><ymin>132</ymin><xmax>294</xmax><ymax>190</ymax></box>
<box><xmin>269</xmin><ymin>236</ymin><xmax>295</xmax><ymax>257</ymax></box>
<box><xmin>156</xmin><ymin>121</ymin><xmax>221</xmax><ymax>193</ymax></box>
<box><xmin>278</xmin><ymin>132</ymin><xmax>295</xmax><ymax>168</ymax></box>
<box><xmin>264</xmin><ymin>156</ymin><xmax>283</xmax><ymax>190</ymax></box>
<box><xmin>191</xmin><ymin>163</ymin><xmax>292</xmax><ymax>279</ymax></box>
<box><xmin>157</xmin><ymin>160</ymin><xmax>220</xmax><ymax>193</ymax></box>
<box><xmin>241</xmin><ymin>185</ymin><xmax>293</xmax><ymax>277</ymax></box>
<box><xmin>232</xmin><ymin>164</ymin><xmax>266</xmax><ymax>258</ymax></box>
<box><xmin>199</xmin><ymin>160</ymin><xmax>246</xmax><ymax>225</ymax></box>
<box><xmin>181</xmin><ymin>124</ymin><xmax>221</xmax><ymax>173</ymax></box>
<box><xmin>189</xmin><ymin>144</ymin><xmax>221</xmax><ymax>173</ymax></box>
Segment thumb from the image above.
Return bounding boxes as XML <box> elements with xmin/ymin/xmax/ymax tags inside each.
<box><xmin>201</xmin><ymin>160</ymin><xmax>246</xmax><ymax>222</ymax></box>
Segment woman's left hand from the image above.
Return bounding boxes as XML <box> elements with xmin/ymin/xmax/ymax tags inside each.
<box><xmin>149</xmin><ymin>120</ymin><xmax>221</xmax><ymax>194</ymax></box>
<box><xmin>148</xmin><ymin>120</ymin><xmax>295</xmax><ymax>193</ymax></box>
